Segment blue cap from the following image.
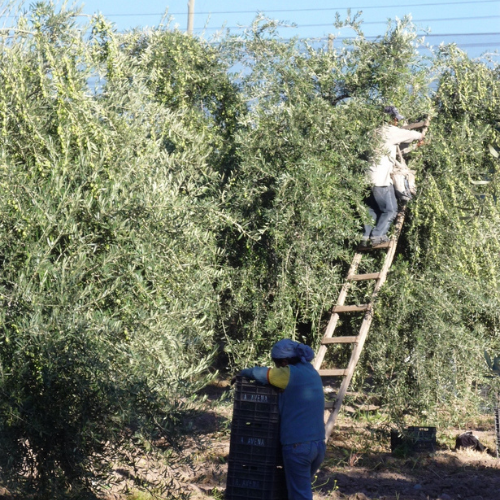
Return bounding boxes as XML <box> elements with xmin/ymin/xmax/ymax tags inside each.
<box><xmin>384</xmin><ymin>106</ymin><xmax>405</xmax><ymax>121</ymax></box>
<box><xmin>271</xmin><ymin>339</ymin><xmax>314</xmax><ymax>363</ymax></box>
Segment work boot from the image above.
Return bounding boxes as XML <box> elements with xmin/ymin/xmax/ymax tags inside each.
<box><xmin>359</xmin><ymin>236</ymin><xmax>371</xmax><ymax>248</ymax></box>
<box><xmin>370</xmin><ymin>235</ymin><xmax>390</xmax><ymax>245</ymax></box>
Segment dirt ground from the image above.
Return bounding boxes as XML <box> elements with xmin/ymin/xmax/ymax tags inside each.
<box><xmin>320</xmin><ymin>425</ymin><xmax>500</xmax><ymax>500</ymax></box>
<box><xmin>98</xmin><ymin>380</ymin><xmax>500</xmax><ymax>500</ymax></box>
<box><xmin>0</xmin><ymin>385</ymin><xmax>498</xmax><ymax>499</ymax></box>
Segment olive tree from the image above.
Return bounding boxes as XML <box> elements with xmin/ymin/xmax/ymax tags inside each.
<box><xmin>0</xmin><ymin>3</ymin><xmax>223</xmax><ymax>496</ymax></box>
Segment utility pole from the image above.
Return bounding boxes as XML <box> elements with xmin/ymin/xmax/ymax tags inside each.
<box><xmin>187</xmin><ymin>0</ymin><xmax>195</xmax><ymax>35</ymax></box>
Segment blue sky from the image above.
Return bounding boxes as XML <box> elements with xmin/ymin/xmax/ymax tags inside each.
<box><xmin>9</xmin><ymin>0</ymin><xmax>500</xmax><ymax>58</ymax></box>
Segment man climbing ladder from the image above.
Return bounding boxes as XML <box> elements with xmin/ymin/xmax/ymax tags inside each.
<box><xmin>317</xmin><ymin>108</ymin><xmax>431</xmax><ymax>438</ymax></box>
<box><xmin>363</xmin><ymin>106</ymin><xmax>430</xmax><ymax>246</ymax></box>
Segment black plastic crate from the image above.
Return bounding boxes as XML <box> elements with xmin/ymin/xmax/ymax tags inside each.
<box><xmin>233</xmin><ymin>376</ymin><xmax>280</xmax><ymax>422</ymax></box>
<box><xmin>229</xmin><ymin>418</ymin><xmax>282</xmax><ymax>464</ymax></box>
<box><xmin>391</xmin><ymin>426</ymin><xmax>436</xmax><ymax>454</ymax></box>
<box><xmin>225</xmin><ymin>460</ymin><xmax>288</xmax><ymax>500</ymax></box>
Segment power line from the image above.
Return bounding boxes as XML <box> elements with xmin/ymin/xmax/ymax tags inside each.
<box><xmin>191</xmin><ymin>14</ymin><xmax>500</xmax><ymax>31</ymax></box>
<box><xmin>110</xmin><ymin>25</ymin><xmax>500</xmax><ymax>48</ymax></box>
<box><xmin>96</xmin><ymin>0</ymin><xmax>500</xmax><ymax>18</ymax></box>
<box><xmin>110</xmin><ymin>27</ymin><xmax>500</xmax><ymax>41</ymax></box>
<box><xmin>328</xmin><ymin>32</ymin><xmax>500</xmax><ymax>40</ymax></box>
<box><xmin>363</xmin><ymin>15</ymin><xmax>500</xmax><ymax>25</ymax></box>
<box><xmin>421</xmin><ymin>32</ymin><xmax>500</xmax><ymax>36</ymax></box>
<box><xmin>420</xmin><ymin>42</ymin><xmax>500</xmax><ymax>47</ymax></box>
<box><xmin>457</xmin><ymin>42</ymin><xmax>500</xmax><ymax>47</ymax></box>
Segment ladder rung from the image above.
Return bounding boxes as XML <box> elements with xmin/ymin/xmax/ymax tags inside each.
<box><xmin>358</xmin><ymin>241</ymin><xmax>391</xmax><ymax>251</ymax></box>
<box><xmin>322</xmin><ymin>336</ymin><xmax>358</xmax><ymax>344</ymax></box>
<box><xmin>332</xmin><ymin>304</ymin><xmax>369</xmax><ymax>313</ymax></box>
<box><xmin>372</xmin><ymin>240</ymin><xmax>392</xmax><ymax>248</ymax></box>
<box><xmin>326</xmin><ymin>402</ymin><xmax>379</xmax><ymax>412</ymax></box>
<box><xmin>322</xmin><ymin>207</ymin><xmax>408</xmax><ymax>440</ymax></box>
<box><xmin>347</xmin><ymin>272</ymin><xmax>380</xmax><ymax>281</ymax></box>
<box><xmin>319</xmin><ymin>369</ymin><xmax>347</xmax><ymax>377</ymax></box>
<box><xmin>325</xmin><ymin>391</ymin><xmax>366</xmax><ymax>397</ymax></box>
<box><xmin>323</xmin><ymin>391</ymin><xmax>361</xmax><ymax>401</ymax></box>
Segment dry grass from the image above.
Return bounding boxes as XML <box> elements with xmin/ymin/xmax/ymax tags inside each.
<box><xmin>97</xmin><ymin>391</ymin><xmax>500</xmax><ymax>500</ymax></box>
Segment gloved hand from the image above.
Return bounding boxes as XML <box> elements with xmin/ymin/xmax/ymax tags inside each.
<box><xmin>230</xmin><ymin>367</ymin><xmax>253</xmax><ymax>385</ymax></box>
<box><xmin>239</xmin><ymin>368</ymin><xmax>253</xmax><ymax>378</ymax></box>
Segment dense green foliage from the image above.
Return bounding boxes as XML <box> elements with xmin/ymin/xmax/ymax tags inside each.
<box><xmin>0</xmin><ymin>2</ymin><xmax>499</xmax><ymax>497</ymax></box>
<box><xmin>367</xmin><ymin>46</ymin><xmax>500</xmax><ymax>424</ymax></box>
<box><xmin>0</xmin><ymin>3</ymin><xmax>223</xmax><ymax>497</ymax></box>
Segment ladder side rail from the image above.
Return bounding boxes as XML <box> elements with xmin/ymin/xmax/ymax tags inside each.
<box><xmin>313</xmin><ymin>253</ymin><xmax>363</xmax><ymax>370</ymax></box>
<box><xmin>324</xmin><ymin>207</ymin><xmax>408</xmax><ymax>438</ymax></box>
<box><xmin>369</xmin><ymin>207</ymin><xmax>406</xmax><ymax>300</ymax></box>
<box><xmin>325</xmin><ymin>305</ymin><xmax>375</xmax><ymax>438</ymax></box>
<box><xmin>325</xmin><ymin>236</ymin><xmax>397</xmax><ymax>437</ymax></box>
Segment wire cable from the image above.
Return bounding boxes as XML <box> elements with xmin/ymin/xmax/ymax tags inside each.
<box><xmin>327</xmin><ymin>32</ymin><xmax>500</xmax><ymax>40</ymax></box>
<box><xmin>98</xmin><ymin>0</ymin><xmax>500</xmax><ymax>18</ymax></box>
<box><xmin>191</xmin><ymin>14</ymin><xmax>500</xmax><ymax>31</ymax></box>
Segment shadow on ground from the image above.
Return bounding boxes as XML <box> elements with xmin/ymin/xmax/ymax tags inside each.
<box><xmin>316</xmin><ymin>424</ymin><xmax>500</xmax><ymax>500</ymax></box>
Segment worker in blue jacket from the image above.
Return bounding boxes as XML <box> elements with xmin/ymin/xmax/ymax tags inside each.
<box><xmin>238</xmin><ymin>339</ymin><xmax>326</xmax><ymax>500</ymax></box>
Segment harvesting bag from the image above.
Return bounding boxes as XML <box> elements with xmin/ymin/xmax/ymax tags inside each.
<box><xmin>391</xmin><ymin>146</ymin><xmax>417</xmax><ymax>202</ymax></box>
<box><xmin>392</xmin><ymin>169</ymin><xmax>416</xmax><ymax>202</ymax></box>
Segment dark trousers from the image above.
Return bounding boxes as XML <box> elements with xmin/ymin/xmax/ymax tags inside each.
<box><xmin>282</xmin><ymin>440</ymin><xmax>326</xmax><ymax>500</ymax></box>
<box><xmin>363</xmin><ymin>185</ymin><xmax>398</xmax><ymax>238</ymax></box>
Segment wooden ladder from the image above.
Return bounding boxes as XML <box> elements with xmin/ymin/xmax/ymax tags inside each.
<box><xmin>314</xmin><ymin>206</ymin><xmax>408</xmax><ymax>439</ymax></box>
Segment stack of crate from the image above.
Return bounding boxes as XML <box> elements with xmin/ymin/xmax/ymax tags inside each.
<box><xmin>225</xmin><ymin>376</ymin><xmax>288</xmax><ymax>500</ymax></box>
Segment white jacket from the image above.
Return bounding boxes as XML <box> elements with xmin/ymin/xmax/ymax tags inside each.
<box><xmin>368</xmin><ymin>125</ymin><xmax>423</xmax><ymax>187</ymax></box>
